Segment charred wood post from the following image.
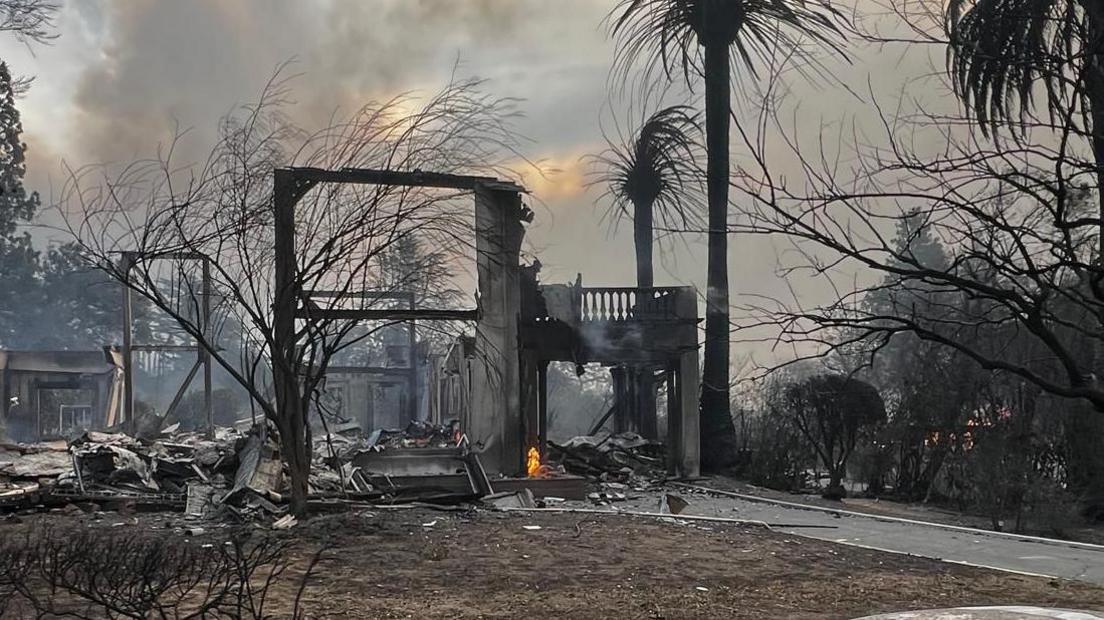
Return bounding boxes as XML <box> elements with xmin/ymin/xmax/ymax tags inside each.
<box><xmin>118</xmin><ymin>252</ymin><xmax>134</xmax><ymax>435</ymax></box>
<box><xmin>117</xmin><ymin>251</ymin><xmax>214</xmax><ymax>435</ymax></box>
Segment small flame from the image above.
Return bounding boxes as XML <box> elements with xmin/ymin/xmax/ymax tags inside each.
<box><xmin>526</xmin><ymin>447</ymin><xmax>541</xmax><ymax>478</ymax></box>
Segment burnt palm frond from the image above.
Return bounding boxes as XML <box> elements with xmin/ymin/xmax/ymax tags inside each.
<box><xmin>946</xmin><ymin>0</ymin><xmax>1096</xmax><ymax>135</ymax></box>
<box><xmin>587</xmin><ymin>105</ymin><xmax>705</xmax><ymax>236</ymax></box>
<box><xmin>609</xmin><ymin>0</ymin><xmax>850</xmax><ymax>92</ymax></box>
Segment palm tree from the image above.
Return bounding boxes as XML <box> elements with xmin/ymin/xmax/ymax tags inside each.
<box><xmin>610</xmin><ymin>0</ymin><xmax>847</xmax><ymax>468</ymax></box>
<box><xmin>947</xmin><ymin>0</ymin><xmax>1104</xmax><ymax>249</ymax></box>
<box><xmin>590</xmin><ymin>104</ymin><xmax>704</xmax><ymax>288</ymax></box>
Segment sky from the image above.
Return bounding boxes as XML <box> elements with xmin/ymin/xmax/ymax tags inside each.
<box><xmin>0</xmin><ymin>0</ymin><xmax>952</xmax><ymax>370</ymax></box>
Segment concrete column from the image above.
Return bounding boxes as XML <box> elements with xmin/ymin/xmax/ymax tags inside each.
<box><xmin>678</xmin><ymin>349</ymin><xmax>701</xmax><ymax>478</ymax></box>
<box><xmin>611</xmin><ymin>365</ymin><xmax>627</xmax><ymax>433</ymax></box>
<box><xmin>470</xmin><ymin>185</ymin><xmax>524</xmax><ymax>475</ymax></box>
<box><xmin>675</xmin><ymin>286</ymin><xmax>701</xmax><ymax>478</ymax></box>
<box><xmin>538</xmin><ymin>360</ymin><xmax>549</xmax><ymax>457</ymax></box>
<box><xmin>638</xmin><ymin>367</ymin><xmax>658</xmax><ymax>439</ymax></box>
<box><xmin>665</xmin><ymin>361</ymin><xmax>680</xmax><ymax>476</ymax></box>
<box><xmin>519</xmin><ymin>349</ymin><xmax>540</xmax><ymax>453</ymax></box>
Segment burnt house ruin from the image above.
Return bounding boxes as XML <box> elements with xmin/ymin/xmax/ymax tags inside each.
<box><xmin>0</xmin><ymin>349</ymin><xmax>124</xmax><ymax>442</ymax></box>
<box><xmin>273</xmin><ymin>167</ymin><xmax>701</xmax><ymax>479</ymax></box>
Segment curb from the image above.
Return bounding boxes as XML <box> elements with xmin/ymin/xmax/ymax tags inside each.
<box><xmin>670</xmin><ymin>482</ymin><xmax>1104</xmax><ymax>554</ymax></box>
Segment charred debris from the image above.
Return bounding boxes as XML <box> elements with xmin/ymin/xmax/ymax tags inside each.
<box><xmin>1</xmin><ymin>419</ymin><xmax>677</xmax><ymax>525</ymax></box>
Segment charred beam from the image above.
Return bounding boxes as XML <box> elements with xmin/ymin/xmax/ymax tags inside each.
<box><xmin>296</xmin><ymin>308</ymin><xmax>478</xmax><ymax>321</ymax></box>
<box><xmin>282</xmin><ymin>166</ymin><xmax>525</xmax><ymax>193</ymax></box>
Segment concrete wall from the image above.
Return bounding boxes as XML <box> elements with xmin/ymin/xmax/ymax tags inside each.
<box><xmin>467</xmin><ymin>185</ymin><xmax>525</xmax><ymax>475</ymax></box>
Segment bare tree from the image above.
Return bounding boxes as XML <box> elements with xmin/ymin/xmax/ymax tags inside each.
<box><xmin>56</xmin><ymin>68</ymin><xmax>526</xmax><ymax>515</ymax></box>
<box><xmin>0</xmin><ymin>0</ymin><xmax>57</xmax><ymax>45</ymax></box>
<box><xmin>733</xmin><ymin>59</ymin><xmax>1104</xmax><ymax>409</ymax></box>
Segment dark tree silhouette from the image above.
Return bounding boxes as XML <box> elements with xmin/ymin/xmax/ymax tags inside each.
<box><xmin>946</xmin><ymin>0</ymin><xmax>1104</xmax><ymax>247</ymax></box>
<box><xmin>609</xmin><ymin>0</ymin><xmax>848</xmax><ymax>468</ymax></box>
<box><xmin>589</xmin><ymin>104</ymin><xmax>703</xmax><ymax>287</ymax></box>
<box><xmin>730</xmin><ymin>28</ymin><xmax>1104</xmax><ymax>416</ymax></box>
<box><xmin>785</xmin><ymin>374</ymin><xmax>886</xmax><ymax>498</ymax></box>
<box><xmin>0</xmin><ymin>61</ymin><xmax>40</xmax><ymax>348</ymax></box>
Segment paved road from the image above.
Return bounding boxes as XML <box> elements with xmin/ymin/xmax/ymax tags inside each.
<box><xmin>615</xmin><ymin>489</ymin><xmax>1104</xmax><ymax>584</ymax></box>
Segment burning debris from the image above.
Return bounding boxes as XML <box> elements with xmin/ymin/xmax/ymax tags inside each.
<box><xmin>526</xmin><ymin>446</ymin><xmax>541</xmax><ymax>478</ymax></box>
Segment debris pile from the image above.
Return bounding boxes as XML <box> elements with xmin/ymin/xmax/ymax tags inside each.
<box><xmin>548</xmin><ymin>431</ymin><xmax>666</xmax><ymax>483</ymax></box>
<box><xmin>0</xmin><ymin>440</ymin><xmax>72</xmax><ymax>502</ymax></box>
<box><xmin>2</xmin><ymin>419</ymin><xmax>490</xmax><ymax>517</ymax></box>
<box><xmin>309</xmin><ymin>420</ymin><xmax>465</xmax><ymax>496</ymax></box>
<box><xmin>367</xmin><ymin>420</ymin><xmax>461</xmax><ymax>450</ymax></box>
<box><xmin>0</xmin><ymin>428</ymin><xmax>249</xmax><ymax>511</ymax></box>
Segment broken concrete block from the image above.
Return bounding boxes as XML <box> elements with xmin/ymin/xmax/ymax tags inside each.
<box><xmin>483</xmin><ymin>488</ymin><xmax>537</xmax><ymax>509</ymax></box>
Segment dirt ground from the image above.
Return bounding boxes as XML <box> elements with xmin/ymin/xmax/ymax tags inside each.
<box><xmin>229</xmin><ymin>508</ymin><xmax>1104</xmax><ymax>618</ymax></box>
<box><xmin>5</xmin><ymin>506</ymin><xmax>1104</xmax><ymax>619</ymax></box>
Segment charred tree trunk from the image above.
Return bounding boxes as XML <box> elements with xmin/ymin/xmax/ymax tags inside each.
<box><xmin>272</xmin><ymin>384</ymin><xmax>311</xmax><ymax>516</ymax></box>
<box><xmin>699</xmin><ymin>39</ymin><xmax>737</xmax><ymax>470</ymax></box>
<box><xmin>1087</xmin><ymin>6</ymin><xmax>1104</xmax><ymax>263</ymax></box>
<box><xmin>633</xmin><ymin>197</ymin><xmax>655</xmax><ymax>289</ymax></box>
<box><xmin>1081</xmin><ymin>6</ymin><xmax>1104</xmax><ymax>519</ymax></box>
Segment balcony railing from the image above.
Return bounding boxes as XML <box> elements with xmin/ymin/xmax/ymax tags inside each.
<box><xmin>528</xmin><ymin>285</ymin><xmax>683</xmax><ymax>323</ymax></box>
<box><xmin>579</xmin><ymin>287</ymin><xmax>680</xmax><ymax>322</ymax></box>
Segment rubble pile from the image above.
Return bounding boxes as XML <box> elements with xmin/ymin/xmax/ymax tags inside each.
<box><xmin>3</xmin><ymin>418</ymin><xmax>508</xmax><ymax>517</ymax></box>
<box><xmin>310</xmin><ymin>419</ymin><xmax>463</xmax><ymax>495</ymax></box>
<box><xmin>0</xmin><ymin>440</ymin><xmax>72</xmax><ymax>502</ymax></box>
<box><xmin>548</xmin><ymin>431</ymin><xmax>666</xmax><ymax>483</ymax></box>
<box><xmin>2</xmin><ymin>428</ymin><xmax>248</xmax><ymax>511</ymax></box>
<box><xmin>367</xmin><ymin>420</ymin><xmax>461</xmax><ymax>450</ymax></box>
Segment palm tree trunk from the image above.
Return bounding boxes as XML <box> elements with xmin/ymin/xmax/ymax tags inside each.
<box><xmin>1089</xmin><ymin>5</ymin><xmax>1104</xmax><ymax>261</ymax></box>
<box><xmin>634</xmin><ymin>197</ymin><xmax>655</xmax><ymax>288</ymax></box>
<box><xmin>1082</xmin><ymin>4</ymin><xmax>1104</xmax><ymax>517</ymax></box>
<box><xmin>699</xmin><ymin>39</ymin><xmax>737</xmax><ymax>470</ymax></box>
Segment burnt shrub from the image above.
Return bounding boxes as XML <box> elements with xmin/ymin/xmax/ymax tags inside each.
<box><xmin>0</xmin><ymin>524</ymin><xmax>324</xmax><ymax>619</ymax></box>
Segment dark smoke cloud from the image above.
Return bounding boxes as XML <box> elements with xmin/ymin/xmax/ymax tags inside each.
<box><xmin>65</xmin><ymin>0</ymin><xmax>605</xmax><ymax>167</ymax></box>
